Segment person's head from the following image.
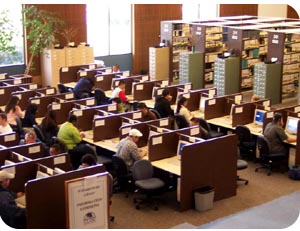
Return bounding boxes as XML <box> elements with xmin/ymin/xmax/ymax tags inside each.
<box><xmin>162</xmin><ymin>89</ymin><xmax>172</xmax><ymax>102</ymax></box>
<box><xmin>68</xmin><ymin>114</ymin><xmax>78</xmax><ymax>125</ymax></box>
<box><xmin>26</xmin><ymin>103</ymin><xmax>38</xmax><ymax>115</ymax></box>
<box><xmin>251</xmin><ymin>95</ymin><xmax>260</xmax><ymax>102</ymax></box>
<box><xmin>49</xmin><ymin>143</ymin><xmax>62</xmax><ymax>156</ymax></box>
<box><xmin>128</xmin><ymin>128</ymin><xmax>143</xmax><ymax>143</ymax></box>
<box><xmin>190</xmin><ymin>117</ymin><xmax>200</xmax><ymax>126</ymax></box>
<box><xmin>5</xmin><ymin>95</ymin><xmax>20</xmax><ymax>113</ymax></box>
<box><xmin>118</xmin><ymin>80</ymin><xmax>126</xmax><ymax>90</ymax></box>
<box><xmin>176</xmin><ymin>96</ymin><xmax>188</xmax><ymax>113</ymax></box>
<box><xmin>273</xmin><ymin>113</ymin><xmax>283</xmax><ymax>127</ymax></box>
<box><xmin>80</xmin><ymin>154</ymin><xmax>97</xmax><ymax>168</ymax></box>
<box><xmin>112</xmin><ymin>64</ymin><xmax>120</xmax><ymax>73</ymax></box>
<box><xmin>137</xmin><ymin>102</ymin><xmax>149</xmax><ymax>115</ymax></box>
<box><xmin>25</xmin><ymin>131</ymin><xmax>37</xmax><ymax>144</ymax></box>
<box><xmin>0</xmin><ymin>170</ymin><xmax>14</xmax><ymax>188</ymax></box>
<box><xmin>0</xmin><ymin>113</ymin><xmax>8</xmax><ymax>126</ymax></box>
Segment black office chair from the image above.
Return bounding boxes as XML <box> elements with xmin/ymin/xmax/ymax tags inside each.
<box><xmin>235</xmin><ymin>125</ymin><xmax>257</xmax><ymax>161</ymax></box>
<box><xmin>237</xmin><ymin>148</ymin><xmax>249</xmax><ymax>185</ymax></box>
<box><xmin>255</xmin><ymin>136</ymin><xmax>287</xmax><ymax>176</ymax></box>
<box><xmin>199</xmin><ymin>118</ymin><xmax>224</xmax><ymax>138</ymax></box>
<box><xmin>13</xmin><ymin>116</ymin><xmax>24</xmax><ymax>138</ymax></box>
<box><xmin>132</xmin><ymin>159</ymin><xmax>165</xmax><ymax>210</ymax></box>
<box><xmin>150</xmin><ymin>108</ymin><xmax>161</xmax><ymax>119</ymax></box>
<box><xmin>108</xmin><ymin>173</ymin><xmax>115</xmax><ymax>222</ymax></box>
<box><xmin>174</xmin><ymin>114</ymin><xmax>189</xmax><ymax>129</ymax></box>
<box><xmin>33</xmin><ymin>124</ymin><xmax>45</xmax><ymax>143</ymax></box>
<box><xmin>94</xmin><ymin>88</ymin><xmax>109</xmax><ymax>105</ymax></box>
<box><xmin>111</xmin><ymin>155</ymin><xmax>132</xmax><ymax>197</ymax></box>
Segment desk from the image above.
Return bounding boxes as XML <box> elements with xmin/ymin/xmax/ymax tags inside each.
<box><xmin>64</xmin><ymin>82</ymin><xmax>77</xmax><ymax>89</ymax></box>
<box><xmin>192</xmin><ymin>109</ymin><xmax>204</xmax><ymax>118</ymax></box>
<box><xmin>83</xmin><ymin>130</ymin><xmax>119</xmax><ymax>152</ymax></box>
<box><xmin>207</xmin><ymin>116</ymin><xmax>234</xmax><ymax>130</ymax></box>
<box><xmin>151</xmin><ymin>156</ymin><xmax>180</xmax><ymax>176</ymax></box>
<box><xmin>16</xmin><ymin>194</ymin><xmax>26</xmax><ymax>208</ymax></box>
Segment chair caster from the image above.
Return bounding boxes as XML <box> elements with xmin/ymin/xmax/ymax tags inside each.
<box><xmin>245</xmin><ymin>181</ymin><xmax>249</xmax><ymax>185</ymax></box>
<box><xmin>154</xmin><ymin>206</ymin><xmax>158</xmax><ymax>211</ymax></box>
<box><xmin>133</xmin><ymin>198</ymin><xmax>137</xmax><ymax>203</ymax></box>
<box><xmin>255</xmin><ymin>169</ymin><xmax>258</xmax><ymax>172</ymax></box>
<box><xmin>136</xmin><ymin>205</ymin><xmax>140</xmax><ymax>210</ymax></box>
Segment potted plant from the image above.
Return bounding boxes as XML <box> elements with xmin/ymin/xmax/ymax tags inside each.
<box><xmin>22</xmin><ymin>5</ymin><xmax>64</xmax><ymax>76</ymax></box>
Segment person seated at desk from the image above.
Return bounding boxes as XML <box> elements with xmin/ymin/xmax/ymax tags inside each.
<box><xmin>5</xmin><ymin>95</ymin><xmax>25</xmax><ymax>127</ymax></box>
<box><xmin>0</xmin><ymin>170</ymin><xmax>26</xmax><ymax>229</ymax></box>
<box><xmin>264</xmin><ymin>113</ymin><xmax>296</xmax><ymax>167</ymax></box>
<box><xmin>22</xmin><ymin>103</ymin><xmax>38</xmax><ymax>128</ymax></box>
<box><xmin>251</xmin><ymin>95</ymin><xmax>260</xmax><ymax>102</ymax></box>
<box><xmin>136</xmin><ymin>102</ymin><xmax>157</xmax><ymax>121</ymax></box>
<box><xmin>111</xmin><ymin>79</ymin><xmax>129</xmax><ymax>103</ymax></box>
<box><xmin>154</xmin><ymin>89</ymin><xmax>174</xmax><ymax>118</ymax></box>
<box><xmin>49</xmin><ymin>143</ymin><xmax>64</xmax><ymax>156</ymax></box>
<box><xmin>40</xmin><ymin>110</ymin><xmax>59</xmax><ymax>147</ymax></box>
<box><xmin>112</xmin><ymin>64</ymin><xmax>120</xmax><ymax>73</ymax></box>
<box><xmin>78</xmin><ymin>153</ymin><xmax>97</xmax><ymax>169</ymax></box>
<box><xmin>73</xmin><ymin>77</ymin><xmax>95</xmax><ymax>99</ymax></box>
<box><xmin>190</xmin><ymin>117</ymin><xmax>210</xmax><ymax>140</ymax></box>
<box><xmin>0</xmin><ymin>113</ymin><xmax>13</xmax><ymax>134</ymax></box>
<box><xmin>175</xmin><ymin>96</ymin><xmax>194</xmax><ymax>123</ymax></box>
<box><xmin>57</xmin><ymin>114</ymin><xmax>90</xmax><ymax>169</ymax></box>
<box><xmin>115</xmin><ymin>129</ymin><xmax>147</xmax><ymax>171</ymax></box>
<box><xmin>111</xmin><ymin>97</ymin><xmax>125</xmax><ymax>113</ymax></box>
<box><xmin>20</xmin><ymin>130</ymin><xmax>37</xmax><ymax>144</ymax></box>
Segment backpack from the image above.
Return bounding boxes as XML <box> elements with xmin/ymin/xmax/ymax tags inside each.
<box><xmin>288</xmin><ymin>165</ymin><xmax>300</xmax><ymax>180</ymax></box>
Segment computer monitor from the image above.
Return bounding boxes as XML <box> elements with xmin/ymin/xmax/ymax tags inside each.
<box><xmin>199</xmin><ymin>96</ymin><xmax>208</xmax><ymax>111</ymax></box>
<box><xmin>177</xmin><ymin>140</ymin><xmax>190</xmax><ymax>160</ymax></box>
<box><xmin>253</xmin><ymin>109</ymin><xmax>266</xmax><ymax>126</ymax></box>
<box><xmin>285</xmin><ymin>116</ymin><xmax>300</xmax><ymax>135</ymax></box>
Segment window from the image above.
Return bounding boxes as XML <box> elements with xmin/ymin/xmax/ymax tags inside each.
<box><xmin>0</xmin><ymin>3</ymin><xmax>24</xmax><ymax>66</ymax></box>
<box><xmin>86</xmin><ymin>3</ymin><xmax>132</xmax><ymax>57</ymax></box>
<box><xmin>182</xmin><ymin>4</ymin><xmax>219</xmax><ymax>20</ymax></box>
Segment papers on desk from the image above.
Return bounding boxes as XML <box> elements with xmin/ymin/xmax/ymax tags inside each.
<box><xmin>16</xmin><ymin>195</ymin><xmax>26</xmax><ymax>208</ymax></box>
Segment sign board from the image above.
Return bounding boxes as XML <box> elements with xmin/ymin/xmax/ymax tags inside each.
<box><xmin>65</xmin><ymin>172</ymin><xmax>109</xmax><ymax>229</ymax></box>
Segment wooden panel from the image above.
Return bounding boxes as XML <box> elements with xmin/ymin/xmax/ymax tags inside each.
<box><xmin>287</xmin><ymin>5</ymin><xmax>299</xmax><ymax>19</ymax></box>
<box><xmin>24</xmin><ymin>4</ymin><xmax>86</xmax><ymax>77</ymax></box>
<box><xmin>133</xmin><ymin>4</ymin><xmax>182</xmax><ymax>75</ymax></box>
<box><xmin>219</xmin><ymin>4</ymin><xmax>258</xmax><ymax>16</ymax></box>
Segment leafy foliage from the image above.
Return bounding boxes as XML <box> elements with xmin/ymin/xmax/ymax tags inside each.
<box><xmin>0</xmin><ymin>9</ymin><xmax>17</xmax><ymax>57</ymax></box>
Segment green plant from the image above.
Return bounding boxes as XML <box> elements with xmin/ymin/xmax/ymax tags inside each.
<box><xmin>0</xmin><ymin>9</ymin><xmax>17</xmax><ymax>59</ymax></box>
<box><xmin>22</xmin><ymin>5</ymin><xmax>64</xmax><ymax>75</ymax></box>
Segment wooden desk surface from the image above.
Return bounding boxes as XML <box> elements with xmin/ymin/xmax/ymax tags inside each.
<box><xmin>151</xmin><ymin>155</ymin><xmax>180</xmax><ymax>176</ymax></box>
<box><xmin>207</xmin><ymin>116</ymin><xmax>234</xmax><ymax>129</ymax></box>
<box><xmin>83</xmin><ymin>130</ymin><xmax>119</xmax><ymax>152</ymax></box>
<box><xmin>192</xmin><ymin>109</ymin><xmax>204</xmax><ymax>118</ymax></box>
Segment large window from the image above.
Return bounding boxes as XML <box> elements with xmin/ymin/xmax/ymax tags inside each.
<box><xmin>86</xmin><ymin>3</ymin><xmax>132</xmax><ymax>57</ymax></box>
<box><xmin>0</xmin><ymin>3</ymin><xmax>24</xmax><ymax>66</ymax></box>
<box><xmin>182</xmin><ymin>4</ymin><xmax>219</xmax><ymax>20</ymax></box>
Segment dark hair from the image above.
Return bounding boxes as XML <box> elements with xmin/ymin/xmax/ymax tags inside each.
<box><xmin>25</xmin><ymin>103</ymin><xmax>38</xmax><ymax>115</ymax></box>
<box><xmin>176</xmin><ymin>96</ymin><xmax>188</xmax><ymax>114</ymax></box>
<box><xmin>162</xmin><ymin>89</ymin><xmax>170</xmax><ymax>97</ymax></box>
<box><xmin>81</xmin><ymin>154</ymin><xmax>97</xmax><ymax>166</ymax></box>
<box><xmin>0</xmin><ymin>113</ymin><xmax>7</xmax><ymax>121</ymax></box>
<box><xmin>5</xmin><ymin>95</ymin><xmax>20</xmax><ymax>113</ymax></box>
<box><xmin>68</xmin><ymin>114</ymin><xmax>78</xmax><ymax>123</ymax></box>
<box><xmin>273</xmin><ymin>113</ymin><xmax>283</xmax><ymax>123</ymax></box>
<box><xmin>190</xmin><ymin>117</ymin><xmax>200</xmax><ymax>124</ymax></box>
<box><xmin>118</xmin><ymin>79</ymin><xmax>125</xmax><ymax>86</ymax></box>
<box><xmin>50</xmin><ymin>143</ymin><xmax>62</xmax><ymax>154</ymax></box>
<box><xmin>137</xmin><ymin>102</ymin><xmax>147</xmax><ymax>109</ymax></box>
<box><xmin>41</xmin><ymin>110</ymin><xmax>58</xmax><ymax>133</ymax></box>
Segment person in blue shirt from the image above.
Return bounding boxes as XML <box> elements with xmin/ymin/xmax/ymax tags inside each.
<box><xmin>73</xmin><ymin>77</ymin><xmax>95</xmax><ymax>99</ymax></box>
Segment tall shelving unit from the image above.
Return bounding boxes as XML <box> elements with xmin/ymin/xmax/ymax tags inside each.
<box><xmin>149</xmin><ymin>46</ymin><xmax>170</xmax><ymax>81</ymax></box>
<box><xmin>160</xmin><ymin>21</ymin><xmax>192</xmax><ymax>83</ymax></box>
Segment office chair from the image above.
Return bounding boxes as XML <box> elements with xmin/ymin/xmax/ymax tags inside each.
<box><xmin>33</xmin><ymin>124</ymin><xmax>46</xmax><ymax>143</ymax></box>
<box><xmin>150</xmin><ymin>108</ymin><xmax>161</xmax><ymax>119</ymax></box>
<box><xmin>235</xmin><ymin>125</ymin><xmax>257</xmax><ymax>161</ymax></box>
<box><xmin>132</xmin><ymin>159</ymin><xmax>165</xmax><ymax>210</ymax></box>
<box><xmin>94</xmin><ymin>88</ymin><xmax>109</xmax><ymax>105</ymax></box>
<box><xmin>111</xmin><ymin>155</ymin><xmax>132</xmax><ymax>197</ymax></box>
<box><xmin>108</xmin><ymin>173</ymin><xmax>115</xmax><ymax>222</ymax></box>
<box><xmin>13</xmin><ymin>116</ymin><xmax>24</xmax><ymax>138</ymax></box>
<box><xmin>255</xmin><ymin>136</ymin><xmax>287</xmax><ymax>176</ymax></box>
<box><xmin>199</xmin><ymin>118</ymin><xmax>224</xmax><ymax>138</ymax></box>
<box><xmin>174</xmin><ymin>114</ymin><xmax>189</xmax><ymax>129</ymax></box>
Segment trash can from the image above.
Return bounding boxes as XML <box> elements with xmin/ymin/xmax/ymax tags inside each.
<box><xmin>194</xmin><ymin>186</ymin><xmax>214</xmax><ymax>212</ymax></box>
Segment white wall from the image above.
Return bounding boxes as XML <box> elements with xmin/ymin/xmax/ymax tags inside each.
<box><xmin>258</xmin><ymin>4</ymin><xmax>287</xmax><ymax>17</ymax></box>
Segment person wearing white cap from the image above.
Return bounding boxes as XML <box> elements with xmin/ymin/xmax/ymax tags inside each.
<box><xmin>115</xmin><ymin>128</ymin><xmax>147</xmax><ymax>170</ymax></box>
<box><xmin>0</xmin><ymin>170</ymin><xmax>26</xmax><ymax>228</ymax></box>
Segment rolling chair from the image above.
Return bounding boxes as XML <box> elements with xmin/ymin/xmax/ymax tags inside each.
<box><xmin>255</xmin><ymin>136</ymin><xmax>287</xmax><ymax>176</ymax></box>
<box><xmin>237</xmin><ymin>148</ymin><xmax>249</xmax><ymax>185</ymax></box>
<box><xmin>13</xmin><ymin>116</ymin><xmax>24</xmax><ymax>138</ymax></box>
<box><xmin>57</xmin><ymin>83</ymin><xmax>69</xmax><ymax>93</ymax></box>
<box><xmin>174</xmin><ymin>114</ymin><xmax>189</xmax><ymax>129</ymax></box>
<box><xmin>235</xmin><ymin>125</ymin><xmax>257</xmax><ymax>161</ymax></box>
<box><xmin>132</xmin><ymin>159</ymin><xmax>165</xmax><ymax>210</ymax></box>
<box><xmin>199</xmin><ymin>118</ymin><xmax>224</xmax><ymax>138</ymax></box>
<box><xmin>33</xmin><ymin>124</ymin><xmax>46</xmax><ymax>143</ymax></box>
<box><xmin>150</xmin><ymin>109</ymin><xmax>161</xmax><ymax>119</ymax></box>
<box><xmin>94</xmin><ymin>88</ymin><xmax>109</xmax><ymax>105</ymax></box>
<box><xmin>111</xmin><ymin>155</ymin><xmax>132</xmax><ymax>197</ymax></box>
